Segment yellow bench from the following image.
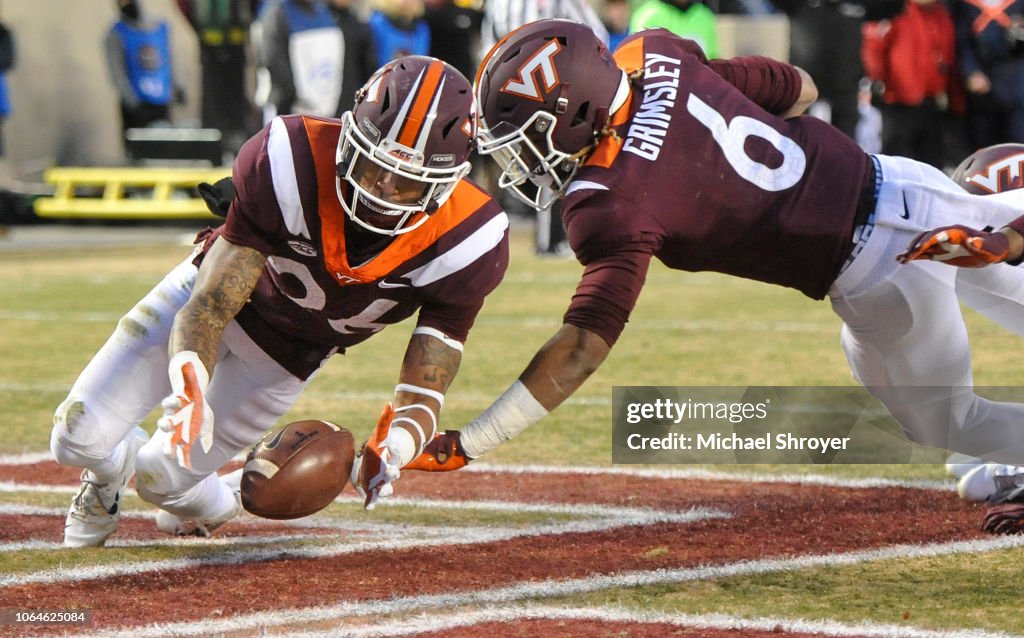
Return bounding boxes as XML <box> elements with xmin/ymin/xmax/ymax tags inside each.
<box><xmin>34</xmin><ymin>167</ymin><xmax>231</xmax><ymax>220</ymax></box>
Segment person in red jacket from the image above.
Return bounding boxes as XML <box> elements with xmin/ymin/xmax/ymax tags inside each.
<box><xmin>862</xmin><ymin>0</ymin><xmax>962</xmax><ymax>168</ymax></box>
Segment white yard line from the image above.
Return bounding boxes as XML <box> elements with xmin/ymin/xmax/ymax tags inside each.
<box><xmin>0</xmin><ymin>498</ymin><xmax>726</xmax><ymax>586</ymax></box>
<box><xmin>464</xmin><ymin>463</ymin><xmax>955</xmax><ymax>491</ymax></box>
<box><xmin>0</xmin><ymin>460</ymin><xmax>954</xmax><ymax>493</ymax></box>
<box><xmin>0</xmin><ymin>309</ymin><xmax>836</xmax><ymax>333</ymax></box>
<box><xmin>0</xmin><ymin>452</ymin><xmax>57</xmax><ymax>465</ymax></box>
<box><xmin>0</xmin><ymin>534</ymin><xmax>344</xmax><ymax>553</ymax></box>
<box><xmin>0</xmin><ymin>382</ymin><xmax>613</xmax><ymax>406</ymax></box>
<box><xmin>0</xmin><ymin>310</ymin><xmax>122</xmax><ymax>322</ymax></box>
<box><xmin>0</xmin><ymin>491</ymin><xmax>712</xmax><ymax>524</ymax></box>
<box><xmin>272</xmin><ymin>605</ymin><xmax>1023</xmax><ymax>638</ymax></box>
<box><xmin>70</xmin><ymin>536</ymin><xmax>1024</xmax><ymax>638</ymax></box>
<box><xmin>0</xmin><ymin>481</ymin><xmax>80</xmax><ymax>494</ymax></box>
<box><xmin>0</xmin><ymin>496</ymin><xmax>711</xmax><ymax>555</ymax></box>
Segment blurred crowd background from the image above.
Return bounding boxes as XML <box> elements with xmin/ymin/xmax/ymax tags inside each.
<box><xmin>1</xmin><ymin>0</ymin><xmax>1022</xmax><ymax>216</ymax></box>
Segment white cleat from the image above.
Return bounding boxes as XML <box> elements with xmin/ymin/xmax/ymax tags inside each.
<box><xmin>945</xmin><ymin>452</ymin><xmax>985</xmax><ymax>479</ymax></box>
<box><xmin>958</xmin><ymin>463</ymin><xmax>1024</xmax><ymax>502</ymax></box>
<box><xmin>155</xmin><ymin>485</ymin><xmax>242</xmax><ymax>539</ymax></box>
<box><xmin>64</xmin><ymin>427</ymin><xmax>148</xmax><ymax>548</ymax></box>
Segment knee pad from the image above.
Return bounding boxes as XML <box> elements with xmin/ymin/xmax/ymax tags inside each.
<box><xmin>51</xmin><ymin>397</ymin><xmax>106</xmax><ymax>468</ymax></box>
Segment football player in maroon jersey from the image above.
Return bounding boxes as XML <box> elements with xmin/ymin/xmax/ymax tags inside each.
<box><xmin>51</xmin><ymin>56</ymin><xmax>509</xmax><ymax>547</ymax></box>
<box><xmin>396</xmin><ymin>21</ymin><xmax>1024</xmax><ymax>503</ymax></box>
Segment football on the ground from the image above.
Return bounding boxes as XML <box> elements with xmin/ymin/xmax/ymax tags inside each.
<box><xmin>241</xmin><ymin>420</ymin><xmax>355</xmax><ymax>520</ymax></box>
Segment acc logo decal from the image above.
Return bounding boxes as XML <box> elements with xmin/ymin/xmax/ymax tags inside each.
<box><xmin>288</xmin><ymin>240</ymin><xmax>318</xmax><ymax>257</ymax></box>
<box><xmin>501</xmin><ymin>39</ymin><xmax>563</xmax><ymax>102</ymax></box>
<box><xmin>966</xmin><ymin>154</ymin><xmax>1024</xmax><ymax>194</ymax></box>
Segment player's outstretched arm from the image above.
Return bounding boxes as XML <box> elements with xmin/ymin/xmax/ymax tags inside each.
<box><xmin>159</xmin><ymin>237</ymin><xmax>266</xmax><ymax>469</ymax></box>
<box><xmin>896</xmin><ymin>224</ymin><xmax>1024</xmax><ymax>267</ymax></box>
<box><xmin>353</xmin><ymin>330</ymin><xmax>462</xmax><ymax>509</ymax></box>
<box><xmin>454</xmin><ymin>324</ymin><xmax>612</xmax><ymax>460</ymax></box>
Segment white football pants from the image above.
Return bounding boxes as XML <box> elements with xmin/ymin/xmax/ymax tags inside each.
<box><xmin>51</xmin><ymin>255</ymin><xmax>314</xmax><ymax>522</ymax></box>
<box><xmin>829</xmin><ymin>154</ymin><xmax>1024</xmax><ymax>464</ymax></box>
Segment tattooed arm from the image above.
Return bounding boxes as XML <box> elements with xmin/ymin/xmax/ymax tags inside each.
<box><xmin>169</xmin><ymin>237</ymin><xmax>267</xmax><ymax>371</ymax></box>
<box><xmin>389</xmin><ymin>331</ymin><xmax>463</xmax><ymax>454</ymax></box>
<box><xmin>157</xmin><ymin>237</ymin><xmax>266</xmax><ymax>467</ymax></box>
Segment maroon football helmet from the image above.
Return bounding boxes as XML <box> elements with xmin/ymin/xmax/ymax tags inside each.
<box><xmin>475</xmin><ymin>19</ymin><xmax>627</xmax><ymax>210</ymax></box>
<box><xmin>952</xmin><ymin>143</ymin><xmax>1024</xmax><ymax>195</ymax></box>
<box><xmin>337</xmin><ymin>56</ymin><xmax>477</xmax><ymax>235</ymax></box>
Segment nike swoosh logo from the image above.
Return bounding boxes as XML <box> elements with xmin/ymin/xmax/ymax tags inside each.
<box><xmin>263</xmin><ymin>428</ymin><xmax>288</xmax><ymax>449</ymax></box>
<box><xmin>900</xmin><ymin>194</ymin><xmax>910</xmax><ymax>220</ymax></box>
<box><xmin>378</xmin><ymin>280</ymin><xmax>410</xmax><ymax>289</ymax></box>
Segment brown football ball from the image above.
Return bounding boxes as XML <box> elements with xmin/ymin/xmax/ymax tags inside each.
<box><xmin>241</xmin><ymin>420</ymin><xmax>355</xmax><ymax>520</ymax></box>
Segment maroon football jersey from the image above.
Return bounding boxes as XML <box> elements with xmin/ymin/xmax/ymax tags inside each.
<box><xmin>201</xmin><ymin>115</ymin><xmax>509</xmax><ymax>379</ymax></box>
<box><xmin>562</xmin><ymin>31</ymin><xmax>873</xmax><ymax>346</ymax></box>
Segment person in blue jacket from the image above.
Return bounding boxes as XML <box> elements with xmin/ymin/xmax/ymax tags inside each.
<box><xmin>258</xmin><ymin>0</ymin><xmax>344</xmax><ymax>119</ymax></box>
<box><xmin>368</xmin><ymin>0</ymin><xmax>430</xmax><ymax>67</ymax></box>
<box><xmin>106</xmin><ymin>0</ymin><xmax>183</xmax><ymax>133</ymax></box>
<box><xmin>0</xmin><ymin>11</ymin><xmax>14</xmax><ymax>157</ymax></box>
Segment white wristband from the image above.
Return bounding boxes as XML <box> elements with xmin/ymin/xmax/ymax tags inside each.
<box><xmin>412</xmin><ymin>326</ymin><xmax>464</xmax><ymax>352</ymax></box>
<box><xmin>395</xmin><ymin>383</ymin><xmax>445</xmax><ymax>407</ymax></box>
<box><xmin>459</xmin><ymin>380</ymin><xmax>548</xmax><ymax>459</ymax></box>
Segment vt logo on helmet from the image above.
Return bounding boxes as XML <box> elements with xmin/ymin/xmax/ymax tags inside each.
<box><xmin>952</xmin><ymin>143</ymin><xmax>1024</xmax><ymax>195</ymax></box>
<box><xmin>475</xmin><ymin>19</ymin><xmax>628</xmax><ymax>210</ymax></box>
<box><xmin>336</xmin><ymin>56</ymin><xmax>477</xmax><ymax>235</ymax></box>
<box><xmin>501</xmin><ymin>39</ymin><xmax>563</xmax><ymax>101</ymax></box>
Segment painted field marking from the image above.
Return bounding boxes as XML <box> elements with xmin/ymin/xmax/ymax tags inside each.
<box><xmin>0</xmin><ymin>382</ymin><xmax>614</xmax><ymax>406</ymax></box>
<box><xmin>0</xmin><ymin>452</ymin><xmax>56</xmax><ymax>465</ymax></box>
<box><xmin>465</xmin><ymin>463</ymin><xmax>954</xmax><ymax>492</ymax></box>
<box><xmin>0</xmin><ymin>458</ymin><xmax>954</xmax><ymax>493</ymax></box>
<box><xmin>0</xmin><ymin>497</ymin><xmax>727</xmax><ymax>587</ymax></box>
<box><xmin>0</xmin><ymin>492</ymin><xmax>715</xmax><ymax>527</ymax></box>
<box><xmin>0</xmin><ymin>533</ymin><xmax>343</xmax><ymax>553</ymax></box>
<box><xmin>69</xmin><ymin>536</ymin><xmax>1024</xmax><ymax>638</ymax></box>
<box><xmin>272</xmin><ymin>605</ymin><xmax>1022</xmax><ymax>638</ymax></box>
<box><xmin>0</xmin><ymin>480</ymin><xmax>79</xmax><ymax>494</ymax></box>
<box><xmin>0</xmin><ymin>309</ymin><xmax>837</xmax><ymax>333</ymax></box>
<box><xmin>0</xmin><ymin>310</ymin><xmax>122</xmax><ymax>322</ymax></box>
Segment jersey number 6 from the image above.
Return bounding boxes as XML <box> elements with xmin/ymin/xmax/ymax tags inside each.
<box><xmin>686</xmin><ymin>93</ymin><xmax>806</xmax><ymax>192</ymax></box>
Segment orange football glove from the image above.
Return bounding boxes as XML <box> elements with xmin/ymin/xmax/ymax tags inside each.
<box><xmin>157</xmin><ymin>351</ymin><xmax>214</xmax><ymax>469</ymax></box>
<box><xmin>403</xmin><ymin>430</ymin><xmax>471</xmax><ymax>472</ymax></box>
<box><xmin>896</xmin><ymin>225</ymin><xmax>1009</xmax><ymax>267</ymax></box>
<box><xmin>352</xmin><ymin>403</ymin><xmax>399</xmax><ymax>510</ymax></box>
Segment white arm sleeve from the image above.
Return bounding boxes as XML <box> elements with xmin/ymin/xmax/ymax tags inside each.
<box><xmin>459</xmin><ymin>380</ymin><xmax>549</xmax><ymax>459</ymax></box>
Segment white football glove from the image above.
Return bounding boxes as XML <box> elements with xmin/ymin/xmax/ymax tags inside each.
<box><xmin>352</xmin><ymin>403</ymin><xmax>402</xmax><ymax>510</ymax></box>
<box><xmin>157</xmin><ymin>351</ymin><xmax>214</xmax><ymax>469</ymax></box>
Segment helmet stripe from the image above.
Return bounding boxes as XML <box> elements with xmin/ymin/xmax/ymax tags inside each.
<box><xmin>414</xmin><ymin>75</ymin><xmax>446</xmax><ymax>153</ymax></box>
<box><xmin>397</xmin><ymin>60</ymin><xmax>446</xmax><ymax>150</ymax></box>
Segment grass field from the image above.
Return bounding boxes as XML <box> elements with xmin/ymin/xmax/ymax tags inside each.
<box><xmin>2</xmin><ymin>222</ymin><xmax>1024</xmax><ymax>636</ymax></box>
